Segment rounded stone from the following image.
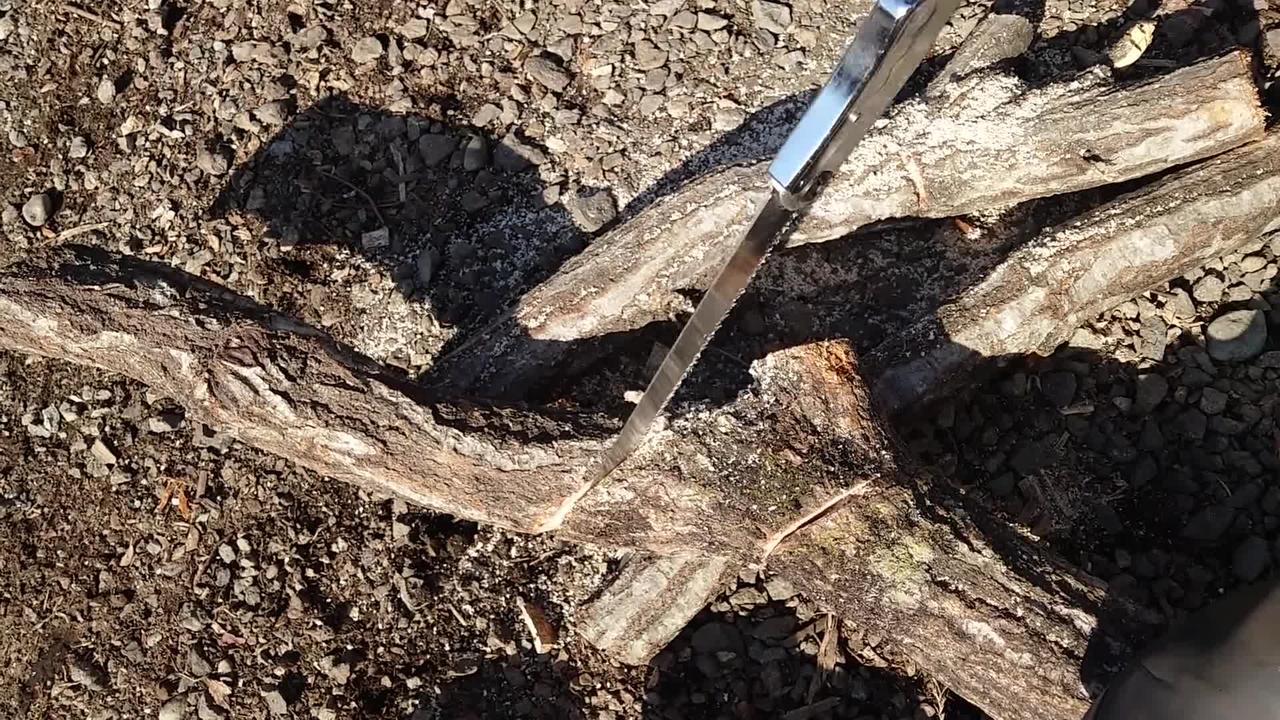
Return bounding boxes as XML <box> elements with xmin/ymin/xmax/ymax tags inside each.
<box><xmin>1206</xmin><ymin>309</ymin><xmax>1267</xmax><ymax>362</ymax></box>
<box><xmin>21</xmin><ymin>193</ymin><xmax>52</xmax><ymax>226</ymax></box>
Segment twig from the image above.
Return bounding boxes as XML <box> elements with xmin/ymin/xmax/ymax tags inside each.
<box><xmin>60</xmin><ymin>4</ymin><xmax>123</xmax><ymax>30</ymax></box>
<box><xmin>318</xmin><ymin>170</ymin><xmax>388</xmax><ymax>230</ymax></box>
<box><xmin>55</xmin><ymin>221</ymin><xmax>112</xmax><ymax>241</ymax></box>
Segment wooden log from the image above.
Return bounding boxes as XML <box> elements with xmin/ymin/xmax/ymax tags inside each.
<box><xmin>0</xmin><ymin>247</ymin><xmax>1150</xmax><ymax>720</ymax></box>
<box><xmin>436</xmin><ymin>50</ymin><xmax>1265</xmax><ymax>397</ymax></box>
<box><xmin>870</xmin><ymin>130</ymin><xmax>1280</xmax><ymax>415</ymax></box>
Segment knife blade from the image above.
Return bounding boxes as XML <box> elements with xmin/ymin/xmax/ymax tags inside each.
<box><xmin>586</xmin><ymin>0</ymin><xmax>962</xmax><ymax>489</ymax></box>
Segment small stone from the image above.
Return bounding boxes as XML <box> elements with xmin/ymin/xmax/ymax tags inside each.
<box><xmin>752</xmin><ymin>0</ymin><xmax>793</xmax><ymax>34</ymax></box>
<box><xmin>418</xmin><ymin>134</ymin><xmax>458</xmax><ymax>167</ymax></box>
<box><xmin>461</xmin><ymin>135</ymin><xmax>488</xmax><ymax>171</ymax></box>
<box><xmin>565</xmin><ymin>189</ymin><xmax>617</xmax><ymax>232</ymax></box>
<box><xmin>1</xmin><ymin>205</ymin><xmax>18</xmax><ymax>225</ymax></box>
<box><xmin>415</xmin><ymin>248</ymin><xmax>439</xmax><ymax>287</ymax></box>
<box><xmin>159</xmin><ymin>696</ymin><xmax>188</xmax><ymax>720</ymax></box>
<box><xmin>1136</xmin><ymin>314</ymin><xmax>1168</xmax><ymax>360</ymax></box>
<box><xmin>1239</xmin><ymin>255</ymin><xmax>1268</xmax><ymax>273</ymax></box>
<box><xmin>1164</xmin><ymin>288</ymin><xmax>1196</xmax><ymax>321</ymax></box>
<box><xmin>253</xmin><ymin>101</ymin><xmax>286</xmax><ymax>126</ymax></box>
<box><xmin>671</xmin><ymin>10</ymin><xmax>698</xmax><ymax>27</ymax></box>
<box><xmin>1182</xmin><ymin>505</ymin><xmax>1235</xmax><ymax>541</ymax></box>
<box><xmin>231</xmin><ymin>40</ymin><xmax>278</xmax><ymax>63</ymax></box>
<box><xmin>90</xmin><ymin>439</ymin><xmax>117</xmax><ymax>465</ymax></box>
<box><xmin>69</xmin><ymin>136</ymin><xmax>89</xmax><ymax>159</ymax></box>
<box><xmin>1232</xmin><ymin>536</ymin><xmax>1270</xmax><ymax>581</ymax></box>
<box><xmin>148</xmin><ymin>410</ymin><xmax>183</xmax><ymax>433</ymax></box>
<box><xmin>1206</xmin><ymin>309</ymin><xmax>1267</xmax><ymax>362</ymax></box>
<box><xmin>1133</xmin><ymin>374</ymin><xmax>1168</xmax><ymax>415</ymax></box>
<box><xmin>763</xmin><ymin>575</ymin><xmax>797</xmax><ymax>600</ymax></box>
<box><xmin>361</xmin><ymin>227</ymin><xmax>390</xmax><ymax>250</ymax></box>
<box><xmin>262</xmin><ymin>690</ymin><xmax>288</xmax><ymax>716</ymax></box>
<box><xmin>96</xmin><ymin>76</ymin><xmax>117</xmax><ymax>105</ymax></box>
<box><xmin>21</xmin><ymin>193</ymin><xmax>52</xmax><ymax>226</ymax></box>
<box><xmin>1175</xmin><ymin>408</ymin><xmax>1207</xmax><ymax>440</ymax></box>
<box><xmin>493</xmin><ymin>134</ymin><xmax>545</xmax><ymax>173</ymax></box>
<box><xmin>752</xmin><ymin>616</ymin><xmax>797</xmax><ymax>641</ymax></box>
<box><xmin>712</xmin><ymin>106</ymin><xmax>746</xmax><ymax>131</ymax></box>
<box><xmin>1192</xmin><ymin>274</ymin><xmax>1225</xmax><ymax>303</ymax></box>
<box><xmin>1257</xmin><ymin>351</ymin><xmax>1280</xmax><ymax>368</ymax></box>
<box><xmin>633</xmin><ymin>40</ymin><xmax>668</xmax><ymax>70</ymax></box>
<box><xmin>691</xmin><ymin>622</ymin><xmax>744</xmax><ymax>654</ymax></box>
<box><xmin>195</xmin><ymin>146</ymin><xmax>230</xmax><ymax>176</ymax></box>
<box><xmin>1040</xmin><ymin>371</ymin><xmax>1077</xmax><ymax>407</ymax></box>
<box><xmin>399</xmin><ymin>18</ymin><xmax>429</xmax><ymax>39</ymax></box>
<box><xmin>1199</xmin><ymin>387</ymin><xmax>1228</xmax><ymax>415</ymax></box>
<box><xmin>351</xmin><ymin>36</ymin><xmax>384</xmax><ymax>64</ymax></box>
<box><xmin>525</xmin><ymin>56</ymin><xmax>571</xmax><ymax>93</ymax></box>
<box><xmin>471</xmin><ymin>103</ymin><xmax>501</xmax><ymax>126</ymax></box>
<box><xmin>696</xmin><ymin>12</ymin><xmax>730</xmax><ymax>30</ymax></box>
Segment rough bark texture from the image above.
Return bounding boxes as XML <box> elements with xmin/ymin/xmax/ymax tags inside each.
<box><xmin>0</xmin><ymin>246</ymin><xmax>1158</xmax><ymax>720</ymax></box>
<box><xmin>436</xmin><ymin>51</ymin><xmax>1265</xmax><ymax>397</ymax></box>
<box><xmin>577</xmin><ymin>553</ymin><xmax>736</xmax><ymax>665</ymax></box>
<box><xmin>871</xmin><ymin>130</ymin><xmax>1280</xmax><ymax>415</ymax></box>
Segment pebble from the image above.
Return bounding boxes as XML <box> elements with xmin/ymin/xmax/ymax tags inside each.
<box><xmin>351</xmin><ymin>36</ymin><xmax>384</xmax><ymax>64</ymax></box>
<box><xmin>231</xmin><ymin>40</ymin><xmax>279</xmax><ymax>63</ymax></box>
<box><xmin>565</xmin><ymin>188</ymin><xmax>617</xmax><ymax>232</ymax></box>
<box><xmin>1164</xmin><ymin>288</ymin><xmax>1196</xmax><ymax>321</ymax></box>
<box><xmin>753</xmin><ymin>0</ymin><xmax>793</xmax><ymax>34</ymax></box>
<box><xmin>1206</xmin><ymin>309</ymin><xmax>1267</xmax><ymax>362</ymax></box>
<box><xmin>196</xmin><ymin>146</ymin><xmax>230</xmax><ymax>176</ymax></box>
<box><xmin>416</xmin><ymin>248</ymin><xmax>439</xmax><ymax>288</ymax></box>
<box><xmin>691</xmin><ymin>622</ymin><xmax>744</xmax><ymax>654</ymax></box>
<box><xmin>525</xmin><ymin>56</ymin><xmax>571</xmax><ymax>93</ymax></box>
<box><xmin>1199</xmin><ymin>387</ymin><xmax>1228</xmax><ymax>415</ymax></box>
<box><xmin>493</xmin><ymin>134</ymin><xmax>545</xmax><ymax>173</ymax></box>
<box><xmin>1133</xmin><ymin>373</ymin><xmax>1168</xmax><ymax>414</ymax></box>
<box><xmin>69</xmin><ymin>136</ymin><xmax>89</xmax><ymax>159</ymax></box>
<box><xmin>763</xmin><ymin>575</ymin><xmax>797</xmax><ymax>600</ymax></box>
<box><xmin>461</xmin><ymin>135</ymin><xmax>488</xmax><ymax>171</ymax></box>
<box><xmin>418</xmin><ymin>134</ymin><xmax>458</xmax><ymax>167</ymax></box>
<box><xmin>21</xmin><ymin>193</ymin><xmax>52</xmax><ymax>226</ymax></box>
<box><xmin>158</xmin><ymin>696</ymin><xmax>187</xmax><ymax>720</ymax></box>
<box><xmin>96</xmin><ymin>76</ymin><xmax>117</xmax><ymax>105</ymax></box>
<box><xmin>633</xmin><ymin>40</ymin><xmax>669</xmax><ymax>71</ymax></box>
<box><xmin>263</xmin><ymin>690</ymin><xmax>288</xmax><ymax>715</ymax></box>
<box><xmin>1232</xmin><ymin>536</ymin><xmax>1270</xmax><ymax>581</ymax></box>
<box><xmin>696</xmin><ymin>12</ymin><xmax>730</xmax><ymax>31</ymax></box>
<box><xmin>1192</xmin><ymin>274</ymin><xmax>1225</xmax><ymax>303</ymax></box>
<box><xmin>1182</xmin><ymin>504</ymin><xmax>1235</xmax><ymax>541</ymax></box>
<box><xmin>1040</xmin><ymin>371</ymin><xmax>1077</xmax><ymax>407</ymax></box>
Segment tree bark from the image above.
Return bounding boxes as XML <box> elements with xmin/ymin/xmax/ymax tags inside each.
<box><xmin>435</xmin><ymin>50</ymin><xmax>1265</xmax><ymax>397</ymax></box>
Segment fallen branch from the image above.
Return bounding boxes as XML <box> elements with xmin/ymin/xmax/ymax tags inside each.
<box><xmin>436</xmin><ymin>50</ymin><xmax>1265</xmax><ymax>396</ymax></box>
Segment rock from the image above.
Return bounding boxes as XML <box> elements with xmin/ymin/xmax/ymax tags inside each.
<box><xmin>148</xmin><ymin>410</ymin><xmax>183</xmax><ymax>433</ymax></box>
<box><xmin>671</xmin><ymin>10</ymin><xmax>698</xmax><ymax>27</ymax></box>
<box><xmin>1136</xmin><ymin>314</ymin><xmax>1168</xmax><ymax>360</ymax></box>
<box><xmin>1206</xmin><ymin>309</ymin><xmax>1267</xmax><ymax>362</ymax></box>
<box><xmin>195</xmin><ymin>146</ymin><xmax>230</xmax><ymax>176</ymax></box>
<box><xmin>461</xmin><ymin>135</ymin><xmax>488</xmax><ymax>171</ymax></box>
<box><xmin>415</xmin><ymin>248</ymin><xmax>439</xmax><ymax>287</ymax></box>
<box><xmin>253</xmin><ymin>101</ymin><xmax>286</xmax><ymax>126</ymax></box>
<box><xmin>752</xmin><ymin>616</ymin><xmax>797</xmax><ymax>641</ymax></box>
<box><xmin>69</xmin><ymin>136</ymin><xmax>89</xmax><ymax>159</ymax></box>
<box><xmin>752</xmin><ymin>0</ymin><xmax>793</xmax><ymax>34</ymax></box>
<box><xmin>1199</xmin><ymin>387</ymin><xmax>1228</xmax><ymax>415</ymax></box>
<box><xmin>351</xmin><ymin>36</ymin><xmax>384</xmax><ymax>63</ymax></box>
<box><xmin>1133</xmin><ymin>373</ymin><xmax>1168</xmax><ymax>414</ymax></box>
<box><xmin>399</xmin><ymin>18</ymin><xmax>429</xmax><ymax>39</ymax></box>
<box><xmin>1232</xmin><ymin>536</ymin><xmax>1270</xmax><ymax>581</ymax></box>
<box><xmin>361</xmin><ymin>227</ymin><xmax>390</xmax><ymax>250</ymax></box>
<box><xmin>1192</xmin><ymin>274</ymin><xmax>1225</xmax><ymax>303</ymax></box>
<box><xmin>1040</xmin><ymin>371</ymin><xmax>1077</xmax><ymax>407</ymax></box>
<box><xmin>159</xmin><ymin>696</ymin><xmax>188</xmax><ymax>720</ymax></box>
<box><xmin>696</xmin><ymin>12</ymin><xmax>730</xmax><ymax>30</ymax></box>
<box><xmin>1008</xmin><ymin>440</ymin><xmax>1048</xmax><ymax>476</ymax></box>
<box><xmin>1175</xmin><ymin>408</ymin><xmax>1207</xmax><ymax>440</ymax></box>
<box><xmin>418</xmin><ymin>134</ymin><xmax>458</xmax><ymax>167</ymax></box>
<box><xmin>1257</xmin><ymin>351</ymin><xmax>1280</xmax><ymax>368</ymax></box>
<box><xmin>291</xmin><ymin>25</ymin><xmax>328</xmax><ymax>50</ymax></box>
<box><xmin>565</xmin><ymin>189</ymin><xmax>617</xmax><ymax>232</ymax></box>
<box><xmin>525</xmin><ymin>56</ymin><xmax>571</xmax><ymax>93</ymax></box>
<box><xmin>493</xmin><ymin>134</ymin><xmax>545</xmax><ymax>173</ymax></box>
<box><xmin>764</xmin><ymin>574</ymin><xmax>797</xmax><ymax>601</ymax></box>
<box><xmin>21</xmin><ymin>193</ymin><xmax>52</xmax><ymax>226</ymax></box>
<box><xmin>262</xmin><ymin>690</ymin><xmax>288</xmax><ymax>716</ymax></box>
<box><xmin>691</xmin><ymin>622</ymin><xmax>744</xmax><ymax>654</ymax></box>
<box><xmin>1164</xmin><ymin>288</ymin><xmax>1196</xmax><ymax>321</ymax></box>
<box><xmin>231</xmin><ymin>40</ymin><xmax>278</xmax><ymax>63</ymax></box>
<box><xmin>1265</xmin><ymin>27</ymin><xmax>1280</xmax><ymax>66</ymax></box>
<box><xmin>633</xmin><ymin>40</ymin><xmax>668</xmax><ymax>70</ymax></box>
<box><xmin>1</xmin><ymin>204</ymin><xmax>18</xmax><ymax>225</ymax></box>
<box><xmin>96</xmin><ymin>76</ymin><xmax>117</xmax><ymax>105</ymax></box>
<box><xmin>1181</xmin><ymin>505</ymin><xmax>1235</xmax><ymax>541</ymax></box>
<box><xmin>1239</xmin><ymin>255</ymin><xmax>1267</xmax><ymax>273</ymax></box>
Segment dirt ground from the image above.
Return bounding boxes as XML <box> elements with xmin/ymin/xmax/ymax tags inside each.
<box><xmin>2</xmin><ymin>0</ymin><xmax>1279</xmax><ymax>718</ymax></box>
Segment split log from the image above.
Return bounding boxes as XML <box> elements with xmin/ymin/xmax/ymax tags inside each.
<box><xmin>436</xmin><ymin>50</ymin><xmax>1265</xmax><ymax>397</ymax></box>
<box><xmin>871</xmin><ymin>129</ymin><xmax>1280</xmax><ymax>414</ymax></box>
<box><xmin>0</xmin><ymin>247</ymin><xmax>1125</xmax><ymax>720</ymax></box>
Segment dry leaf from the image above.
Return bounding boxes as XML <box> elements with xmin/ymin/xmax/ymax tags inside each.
<box><xmin>204</xmin><ymin>678</ymin><xmax>232</xmax><ymax>708</ymax></box>
<box><xmin>175</xmin><ymin>485</ymin><xmax>192</xmax><ymax>520</ymax></box>
<box><xmin>155</xmin><ymin>479</ymin><xmax>176</xmax><ymax>514</ymax></box>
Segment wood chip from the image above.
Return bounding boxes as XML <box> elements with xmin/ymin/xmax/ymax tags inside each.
<box><xmin>517</xmin><ymin>598</ymin><xmax>558</xmax><ymax>654</ymax></box>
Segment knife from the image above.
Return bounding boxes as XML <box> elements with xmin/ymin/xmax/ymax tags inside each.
<box><xmin>587</xmin><ymin>0</ymin><xmax>961</xmax><ymax>490</ymax></box>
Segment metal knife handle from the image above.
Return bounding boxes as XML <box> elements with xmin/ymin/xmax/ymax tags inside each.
<box><xmin>767</xmin><ymin>0</ymin><xmax>962</xmax><ymax>207</ymax></box>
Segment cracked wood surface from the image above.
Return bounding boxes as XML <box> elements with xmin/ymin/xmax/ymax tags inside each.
<box><xmin>0</xmin><ymin>247</ymin><xmax>1142</xmax><ymax>720</ymax></box>
<box><xmin>436</xmin><ymin>50</ymin><xmax>1265</xmax><ymax>397</ymax></box>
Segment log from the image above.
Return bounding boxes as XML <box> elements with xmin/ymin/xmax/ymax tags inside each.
<box><xmin>435</xmin><ymin>50</ymin><xmax>1265</xmax><ymax>397</ymax></box>
<box><xmin>0</xmin><ymin>246</ymin><xmax>1150</xmax><ymax>720</ymax></box>
<box><xmin>871</xmin><ymin>129</ymin><xmax>1280</xmax><ymax>414</ymax></box>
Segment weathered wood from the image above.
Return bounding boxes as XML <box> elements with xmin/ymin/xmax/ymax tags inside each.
<box><xmin>0</xmin><ymin>247</ymin><xmax>1145</xmax><ymax>720</ymax></box>
<box><xmin>437</xmin><ymin>50</ymin><xmax>1265</xmax><ymax>397</ymax></box>
<box><xmin>871</xmin><ymin>130</ymin><xmax>1280</xmax><ymax>414</ymax></box>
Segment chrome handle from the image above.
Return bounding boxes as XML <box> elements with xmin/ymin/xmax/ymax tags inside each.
<box><xmin>767</xmin><ymin>0</ymin><xmax>962</xmax><ymax>208</ymax></box>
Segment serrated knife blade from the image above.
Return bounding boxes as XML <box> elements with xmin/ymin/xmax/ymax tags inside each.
<box><xmin>585</xmin><ymin>0</ymin><xmax>962</xmax><ymax>489</ymax></box>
